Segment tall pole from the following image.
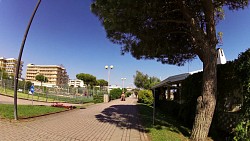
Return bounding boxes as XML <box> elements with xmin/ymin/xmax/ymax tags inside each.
<box><xmin>13</xmin><ymin>0</ymin><xmax>41</xmax><ymax>120</ymax></box>
<box><xmin>108</xmin><ymin>68</ymin><xmax>110</xmax><ymax>94</ymax></box>
<box><xmin>121</xmin><ymin>78</ymin><xmax>126</xmax><ymax>93</ymax></box>
<box><xmin>105</xmin><ymin>65</ymin><xmax>113</xmax><ymax>95</ymax></box>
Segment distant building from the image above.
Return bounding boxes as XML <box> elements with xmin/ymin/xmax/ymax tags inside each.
<box><xmin>109</xmin><ymin>84</ymin><xmax>121</xmax><ymax>90</ymax></box>
<box><xmin>68</xmin><ymin>79</ymin><xmax>85</xmax><ymax>88</ymax></box>
<box><xmin>26</xmin><ymin>64</ymin><xmax>69</xmax><ymax>87</ymax></box>
<box><xmin>0</xmin><ymin>57</ymin><xmax>23</xmax><ymax>77</ymax></box>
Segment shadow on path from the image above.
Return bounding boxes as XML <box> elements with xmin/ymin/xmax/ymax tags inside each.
<box><xmin>95</xmin><ymin>104</ymin><xmax>145</xmax><ymax>131</ymax></box>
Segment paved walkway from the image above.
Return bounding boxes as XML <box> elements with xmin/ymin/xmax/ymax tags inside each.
<box><xmin>0</xmin><ymin>97</ymin><xmax>149</xmax><ymax>141</ymax></box>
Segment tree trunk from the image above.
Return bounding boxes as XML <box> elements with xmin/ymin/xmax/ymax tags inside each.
<box><xmin>190</xmin><ymin>46</ymin><xmax>217</xmax><ymax>141</ymax></box>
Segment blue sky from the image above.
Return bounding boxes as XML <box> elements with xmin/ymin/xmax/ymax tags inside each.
<box><xmin>0</xmin><ymin>0</ymin><xmax>249</xmax><ymax>87</ymax></box>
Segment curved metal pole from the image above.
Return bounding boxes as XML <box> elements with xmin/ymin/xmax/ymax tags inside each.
<box><xmin>13</xmin><ymin>0</ymin><xmax>41</xmax><ymax>120</ymax></box>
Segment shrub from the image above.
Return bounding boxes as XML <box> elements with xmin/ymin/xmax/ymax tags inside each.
<box><xmin>233</xmin><ymin>120</ymin><xmax>250</xmax><ymax>141</ymax></box>
<box><xmin>110</xmin><ymin>88</ymin><xmax>122</xmax><ymax>100</ymax></box>
<box><xmin>126</xmin><ymin>91</ymin><xmax>132</xmax><ymax>97</ymax></box>
<box><xmin>233</xmin><ymin>48</ymin><xmax>250</xmax><ymax>140</ymax></box>
<box><xmin>138</xmin><ymin>90</ymin><xmax>153</xmax><ymax>105</ymax></box>
<box><xmin>93</xmin><ymin>94</ymin><xmax>103</xmax><ymax>103</ymax></box>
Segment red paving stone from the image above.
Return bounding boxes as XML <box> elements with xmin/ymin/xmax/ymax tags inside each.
<box><xmin>0</xmin><ymin>96</ymin><xmax>149</xmax><ymax>141</ymax></box>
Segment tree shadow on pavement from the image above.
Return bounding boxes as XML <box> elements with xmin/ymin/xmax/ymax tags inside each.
<box><xmin>95</xmin><ymin>104</ymin><xmax>145</xmax><ymax>131</ymax></box>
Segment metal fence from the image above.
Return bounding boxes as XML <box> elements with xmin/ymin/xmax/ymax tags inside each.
<box><xmin>0</xmin><ymin>79</ymin><xmax>107</xmax><ymax>104</ymax></box>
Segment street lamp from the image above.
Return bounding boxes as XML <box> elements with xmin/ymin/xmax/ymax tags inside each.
<box><xmin>121</xmin><ymin>78</ymin><xmax>126</xmax><ymax>93</ymax></box>
<box><xmin>105</xmin><ymin>65</ymin><xmax>113</xmax><ymax>94</ymax></box>
<box><xmin>13</xmin><ymin>0</ymin><xmax>41</xmax><ymax>120</ymax></box>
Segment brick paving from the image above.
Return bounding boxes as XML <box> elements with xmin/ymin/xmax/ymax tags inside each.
<box><xmin>0</xmin><ymin>97</ymin><xmax>149</xmax><ymax>141</ymax></box>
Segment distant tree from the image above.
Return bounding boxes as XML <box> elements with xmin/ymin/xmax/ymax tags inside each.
<box><xmin>35</xmin><ymin>74</ymin><xmax>48</xmax><ymax>86</ymax></box>
<box><xmin>133</xmin><ymin>71</ymin><xmax>149</xmax><ymax>89</ymax></box>
<box><xmin>18</xmin><ymin>80</ymin><xmax>25</xmax><ymax>90</ymax></box>
<box><xmin>91</xmin><ymin>0</ymin><xmax>248</xmax><ymax>139</ymax></box>
<box><xmin>25</xmin><ymin>81</ymin><xmax>32</xmax><ymax>90</ymax></box>
<box><xmin>148</xmin><ymin>76</ymin><xmax>161</xmax><ymax>88</ymax></box>
<box><xmin>133</xmin><ymin>71</ymin><xmax>160</xmax><ymax>89</ymax></box>
<box><xmin>76</xmin><ymin>73</ymin><xmax>97</xmax><ymax>87</ymax></box>
<box><xmin>0</xmin><ymin>69</ymin><xmax>8</xmax><ymax>79</ymax></box>
<box><xmin>97</xmin><ymin>79</ymin><xmax>108</xmax><ymax>88</ymax></box>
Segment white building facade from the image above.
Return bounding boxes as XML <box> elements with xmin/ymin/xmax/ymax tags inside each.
<box><xmin>68</xmin><ymin>79</ymin><xmax>85</xmax><ymax>88</ymax></box>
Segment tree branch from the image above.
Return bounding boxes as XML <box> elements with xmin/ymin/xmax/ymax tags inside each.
<box><xmin>177</xmin><ymin>0</ymin><xmax>208</xmax><ymax>62</ymax></box>
<box><xmin>154</xmin><ymin>19</ymin><xmax>187</xmax><ymax>24</ymax></box>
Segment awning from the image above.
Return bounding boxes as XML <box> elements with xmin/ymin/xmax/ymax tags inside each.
<box><xmin>151</xmin><ymin>70</ymin><xmax>202</xmax><ymax>89</ymax></box>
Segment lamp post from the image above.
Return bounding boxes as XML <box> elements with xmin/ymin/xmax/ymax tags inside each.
<box><xmin>105</xmin><ymin>65</ymin><xmax>113</xmax><ymax>94</ymax></box>
<box><xmin>13</xmin><ymin>0</ymin><xmax>41</xmax><ymax>120</ymax></box>
<box><xmin>104</xmin><ymin>65</ymin><xmax>113</xmax><ymax>103</ymax></box>
<box><xmin>121</xmin><ymin>78</ymin><xmax>126</xmax><ymax>93</ymax></box>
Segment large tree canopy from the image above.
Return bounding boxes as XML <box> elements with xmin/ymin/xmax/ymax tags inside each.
<box><xmin>97</xmin><ymin>79</ymin><xmax>108</xmax><ymax>87</ymax></box>
<box><xmin>91</xmin><ymin>0</ymin><xmax>247</xmax><ymax>65</ymax></box>
<box><xmin>91</xmin><ymin>0</ymin><xmax>248</xmax><ymax>140</ymax></box>
<box><xmin>76</xmin><ymin>73</ymin><xmax>97</xmax><ymax>86</ymax></box>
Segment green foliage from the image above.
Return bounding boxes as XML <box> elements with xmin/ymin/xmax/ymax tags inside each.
<box><xmin>25</xmin><ymin>81</ymin><xmax>32</xmax><ymax>90</ymax></box>
<box><xmin>91</xmin><ymin>1</ymin><xmax>249</xmax><ymax>139</ymax></box>
<box><xmin>125</xmin><ymin>91</ymin><xmax>132</xmax><ymax>97</ymax></box>
<box><xmin>138</xmin><ymin>90</ymin><xmax>153</xmax><ymax>105</ymax></box>
<box><xmin>91</xmin><ymin>0</ymin><xmax>248</xmax><ymax>66</ymax></box>
<box><xmin>233</xmin><ymin>48</ymin><xmax>250</xmax><ymax>140</ymax></box>
<box><xmin>134</xmin><ymin>71</ymin><xmax>148</xmax><ymax>89</ymax></box>
<box><xmin>110</xmin><ymin>88</ymin><xmax>122</xmax><ymax>100</ymax></box>
<box><xmin>134</xmin><ymin>70</ymin><xmax>160</xmax><ymax>89</ymax></box>
<box><xmin>0</xmin><ymin>69</ymin><xmax>8</xmax><ymax>79</ymax></box>
<box><xmin>16</xmin><ymin>80</ymin><xmax>35</xmax><ymax>92</ymax></box>
<box><xmin>96</xmin><ymin>79</ymin><xmax>108</xmax><ymax>87</ymax></box>
<box><xmin>235</xmin><ymin>48</ymin><xmax>250</xmax><ymax>116</ymax></box>
<box><xmin>35</xmin><ymin>74</ymin><xmax>48</xmax><ymax>86</ymax></box>
<box><xmin>233</xmin><ymin>120</ymin><xmax>250</xmax><ymax>141</ymax></box>
<box><xmin>93</xmin><ymin>94</ymin><xmax>104</xmax><ymax>103</ymax></box>
<box><xmin>76</xmin><ymin>73</ymin><xmax>96</xmax><ymax>86</ymax></box>
<box><xmin>217</xmin><ymin>61</ymin><xmax>241</xmax><ymax>111</ymax></box>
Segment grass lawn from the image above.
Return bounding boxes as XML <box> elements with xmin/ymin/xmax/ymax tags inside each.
<box><xmin>137</xmin><ymin>103</ymin><xmax>190</xmax><ymax>141</ymax></box>
<box><xmin>0</xmin><ymin>87</ymin><xmax>94</xmax><ymax>104</ymax></box>
<box><xmin>0</xmin><ymin>87</ymin><xmax>57</xmax><ymax>102</ymax></box>
<box><xmin>0</xmin><ymin>104</ymin><xmax>67</xmax><ymax>119</ymax></box>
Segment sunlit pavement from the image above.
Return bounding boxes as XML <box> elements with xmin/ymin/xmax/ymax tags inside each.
<box><xmin>0</xmin><ymin>97</ymin><xmax>149</xmax><ymax>141</ymax></box>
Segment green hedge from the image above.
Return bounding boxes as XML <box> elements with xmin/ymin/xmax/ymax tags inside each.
<box><xmin>110</xmin><ymin>88</ymin><xmax>122</xmax><ymax>100</ymax></box>
<box><xmin>93</xmin><ymin>94</ymin><xmax>103</xmax><ymax>103</ymax></box>
<box><xmin>233</xmin><ymin>48</ymin><xmax>250</xmax><ymax>140</ymax></box>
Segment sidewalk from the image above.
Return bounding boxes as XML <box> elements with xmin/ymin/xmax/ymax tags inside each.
<box><xmin>0</xmin><ymin>97</ymin><xmax>149</xmax><ymax>141</ymax></box>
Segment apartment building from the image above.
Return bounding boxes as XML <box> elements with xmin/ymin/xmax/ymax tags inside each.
<box><xmin>26</xmin><ymin>64</ymin><xmax>69</xmax><ymax>87</ymax></box>
<box><xmin>0</xmin><ymin>57</ymin><xmax>23</xmax><ymax>77</ymax></box>
<box><xmin>68</xmin><ymin>79</ymin><xmax>85</xmax><ymax>88</ymax></box>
